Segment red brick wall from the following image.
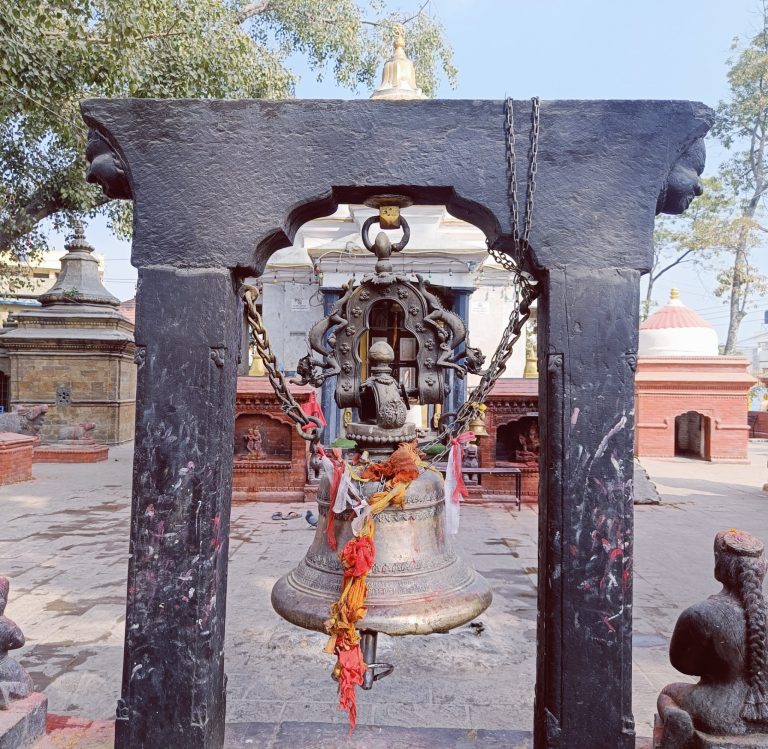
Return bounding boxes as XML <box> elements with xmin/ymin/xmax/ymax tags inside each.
<box><xmin>476</xmin><ymin>380</ymin><xmax>540</xmax><ymax>504</ymax></box>
<box><xmin>0</xmin><ymin>432</ymin><xmax>34</xmax><ymax>484</ymax></box>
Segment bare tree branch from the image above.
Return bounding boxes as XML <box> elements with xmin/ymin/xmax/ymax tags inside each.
<box><xmin>237</xmin><ymin>0</ymin><xmax>271</xmax><ymax>23</ymax></box>
<box><xmin>361</xmin><ymin>0</ymin><xmax>430</xmax><ymax>28</ymax></box>
<box><xmin>650</xmin><ymin>248</ymin><xmax>696</xmax><ymax>283</ymax></box>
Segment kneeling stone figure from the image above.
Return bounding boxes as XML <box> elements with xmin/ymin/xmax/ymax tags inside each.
<box><xmin>0</xmin><ymin>577</ymin><xmax>33</xmax><ymax>708</ymax></box>
<box><xmin>657</xmin><ymin>529</ymin><xmax>768</xmax><ymax>748</ymax></box>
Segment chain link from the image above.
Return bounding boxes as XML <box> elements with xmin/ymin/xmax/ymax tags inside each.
<box><xmin>242</xmin><ymin>285</ymin><xmax>322</xmax><ymax>446</ymax></box>
<box><xmin>487</xmin><ymin>97</ymin><xmax>541</xmax><ymax>271</ymax></box>
<box><xmin>426</xmin><ymin>96</ymin><xmax>542</xmax><ymax>461</ymax></box>
<box><xmin>421</xmin><ymin>276</ymin><xmax>538</xmax><ymax>462</ymax></box>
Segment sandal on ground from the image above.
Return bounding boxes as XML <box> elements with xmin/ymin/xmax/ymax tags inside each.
<box><xmin>272</xmin><ymin>511</ymin><xmax>301</xmax><ymax>520</ymax></box>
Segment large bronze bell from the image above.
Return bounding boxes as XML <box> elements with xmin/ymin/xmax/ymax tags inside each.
<box><xmin>274</xmin><ymin>203</ymin><xmax>492</xmax><ymax>686</ymax></box>
<box><xmin>272</xmin><ymin>443</ymin><xmax>492</xmax><ymax>637</ymax></box>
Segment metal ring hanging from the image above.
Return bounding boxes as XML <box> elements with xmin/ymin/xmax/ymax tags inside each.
<box><xmin>361</xmin><ymin>215</ymin><xmax>411</xmax><ymax>253</ymax></box>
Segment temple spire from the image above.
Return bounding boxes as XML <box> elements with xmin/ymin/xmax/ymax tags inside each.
<box><xmin>370</xmin><ymin>24</ymin><xmax>427</xmax><ymax>101</ymax></box>
<box><xmin>38</xmin><ymin>223</ymin><xmax>119</xmax><ymax>307</ymax></box>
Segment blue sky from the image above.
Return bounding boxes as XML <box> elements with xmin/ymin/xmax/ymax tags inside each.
<box><xmin>66</xmin><ymin>0</ymin><xmax>766</xmax><ymax>342</ymax></box>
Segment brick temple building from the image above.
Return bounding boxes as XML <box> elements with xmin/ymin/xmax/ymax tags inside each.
<box><xmin>635</xmin><ymin>290</ymin><xmax>753</xmax><ymax>462</ymax></box>
<box><xmin>232</xmin><ymin>377</ymin><xmax>319</xmax><ymax>503</ymax></box>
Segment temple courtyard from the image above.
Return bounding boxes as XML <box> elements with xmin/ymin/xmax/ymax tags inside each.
<box><xmin>5</xmin><ymin>441</ymin><xmax>768</xmax><ymax>745</ymax></box>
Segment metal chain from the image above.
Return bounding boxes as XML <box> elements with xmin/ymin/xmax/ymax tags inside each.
<box><xmin>421</xmin><ymin>276</ymin><xmax>538</xmax><ymax>462</ymax></box>
<box><xmin>244</xmin><ymin>98</ymin><xmax>541</xmax><ymax>458</ymax></box>
<box><xmin>242</xmin><ymin>284</ymin><xmax>322</xmax><ymax>445</ymax></box>
<box><xmin>487</xmin><ymin>97</ymin><xmax>541</xmax><ymax>271</ymax></box>
<box><xmin>425</xmin><ymin>96</ymin><xmax>542</xmax><ymax>461</ymax></box>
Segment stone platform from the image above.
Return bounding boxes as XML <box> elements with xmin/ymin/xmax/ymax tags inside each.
<box><xmin>0</xmin><ymin>693</ymin><xmax>46</xmax><ymax>749</ymax></box>
<box><xmin>32</xmin><ymin>444</ymin><xmax>108</xmax><ymax>464</ymax></box>
<box><xmin>33</xmin><ymin>444</ymin><xmax>108</xmax><ymax>464</ymax></box>
<box><xmin>33</xmin><ymin>720</ymin><xmax>657</xmax><ymax>748</ymax></box>
<box><xmin>695</xmin><ymin>735</ymin><xmax>768</xmax><ymax>748</ymax></box>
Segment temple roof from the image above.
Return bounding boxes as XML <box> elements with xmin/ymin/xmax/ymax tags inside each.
<box><xmin>639</xmin><ymin>289</ymin><xmax>719</xmax><ymax>357</ymax></box>
<box><xmin>640</xmin><ymin>289</ymin><xmax>714</xmax><ymax>331</ymax></box>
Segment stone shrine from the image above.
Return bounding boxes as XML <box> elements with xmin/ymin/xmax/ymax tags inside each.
<box><xmin>232</xmin><ymin>376</ymin><xmax>319</xmax><ymax>503</ymax></box>
<box><xmin>636</xmin><ymin>290</ymin><xmax>754</xmax><ymax>462</ymax></box>
<box><xmin>80</xmin><ymin>94</ymin><xmax>713</xmax><ymax>749</ymax></box>
<box><xmin>474</xmin><ymin>378</ymin><xmax>539</xmax><ymax>504</ymax></box>
<box><xmin>0</xmin><ymin>226</ymin><xmax>135</xmax><ymax>445</ymax></box>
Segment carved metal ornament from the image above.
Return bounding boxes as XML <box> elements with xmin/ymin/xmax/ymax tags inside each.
<box><xmin>293</xmin><ymin>216</ymin><xmax>484</xmax><ymax>409</ymax></box>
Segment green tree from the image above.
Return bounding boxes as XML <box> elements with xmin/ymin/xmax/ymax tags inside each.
<box><xmin>0</xmin><ymin>0</ymin><xmax>456</xmax><ymax>282</ymax></box>
<box><xmin>644</xmin><ymin>177</ymin><xmax>724</xmax><ymax>320</ymax></box>
<box><xmin>712</xmin><ymin>2</ymin><xmax>768</xmax><ymax>353</ymax></box>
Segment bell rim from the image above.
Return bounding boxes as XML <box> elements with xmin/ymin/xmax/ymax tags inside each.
<box><xmin>271</xmin><ymin>563</ymin><xmax>493</xmax><ymax>636</ymax></box>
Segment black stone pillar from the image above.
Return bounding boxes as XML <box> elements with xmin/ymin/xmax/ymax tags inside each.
<box><xmin>116</xmin><ymin>267</ymin><xmax>241</xmax><ymax>749</ymax></box>
<box><xmin>534</xmin><ymin>267</ymin><xmax>638</xmax><ymax>749</ymax></box>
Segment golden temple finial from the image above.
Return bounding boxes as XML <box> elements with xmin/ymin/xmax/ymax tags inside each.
<box><xmin>670</xmin><ymin>288</ymin><xmax>680</xmax><ymax>301</ymax></box>
<box><xmin>370</xmin><ymin>24</ymin><xmax>427</xmax><ymax>101</ymax></box>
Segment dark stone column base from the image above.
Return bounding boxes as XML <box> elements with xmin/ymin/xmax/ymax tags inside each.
<box><xmin>0</xmin><ymin>693</ymin><xmax>46</xmax><ymax>749</ymax></box>
<box><xmin>695</xmin><ymin>734</ymin><xmax>768</xmax><ymax>748</ymax></box>
<box><xmin>652</xmin><ymin>714</ymin><xmax>768</xmax><ymax>749</ymax></box>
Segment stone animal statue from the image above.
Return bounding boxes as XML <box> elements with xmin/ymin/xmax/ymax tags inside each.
<box><xmin>0</xmin><ymin>405</ymin><xmax>48</xmax><ymax>437</ymax></box>
<box><xmin>462</xmin><ymin>442</ymin><xmax>479</xmax><ymax>484</ymax></box>
<box><xmin>57</xmin><ymin>422</ymin><xmax>96</xmax><ymax>442</ymax></box>
<box><xmin>656</xmin><ymin>529</ymin><xmax>768</xmax><ymax>747</ymax></box>
<box><xmin>0</xmin><ymin>577</ymin><xmax>33</xmax><ymax>709</ymax></box>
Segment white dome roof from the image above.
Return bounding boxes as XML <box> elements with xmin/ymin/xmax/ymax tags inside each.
<box><xmin>639</xmin><ymin>290</ymin><xmax>719</xmax><ymax>357</ymax></box>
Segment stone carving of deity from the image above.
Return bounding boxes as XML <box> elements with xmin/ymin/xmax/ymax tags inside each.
<box><xmin>0</xmin><ymin>577</ymin><xmax>33</xmax><ymax>709</ymax></box>
<box><xmin>657</xmin><ymin>529</ymin><xmax>768</xmax><ymax>747</ymax></box>
<box><xmin>244</xmin><ymin>427</ymin><xmax>264</xmax><ymax>458</ymax></box>
<box><xmin>515</xmin><ymin>421</ymin><xmax>540</xmax><ymax>464</ymax></box>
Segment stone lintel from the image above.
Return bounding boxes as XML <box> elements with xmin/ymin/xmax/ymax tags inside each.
<box><xmin>80</xmin><ymin>98</ymin><xmax>713</xmax><ymax>274</ymax></box>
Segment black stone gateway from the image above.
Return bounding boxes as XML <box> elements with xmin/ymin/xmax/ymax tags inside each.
<box><xmin>80</xmin><ymin>98</ymin><xmax>713</xmax><ymax>749</ymax></box>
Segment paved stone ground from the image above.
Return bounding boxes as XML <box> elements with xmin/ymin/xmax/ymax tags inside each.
<box><xmin>4</xmin><ymin>441</ymin><xmax>768</xmax><ymax>743</ymax></box>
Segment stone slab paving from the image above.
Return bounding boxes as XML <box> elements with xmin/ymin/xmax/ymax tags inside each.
<box><xmin>4</xmin><ymin>441</ymin><xmax>768</xmax><ymax>744</ymax></box>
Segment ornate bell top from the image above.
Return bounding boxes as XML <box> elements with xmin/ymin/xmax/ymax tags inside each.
<box><xmin>293</xmin><ymin>203</ymin><xmax>485</xmax><ymax>447</ymax></box>
<box><xmin>346</xmin><ymin>341</ymin><xmax>415</xmax><ymax>448</ymax></box>
<box><xmin>370</xmin><ymin>25</ymin><xmax>427</xmax><ymax>101</ymax></box>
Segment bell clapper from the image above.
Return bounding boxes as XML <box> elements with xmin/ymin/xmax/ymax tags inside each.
<box><xmin>359</xmin><ymin>630</ymin><xmax>393</xmax><ymax>690</ymax></box>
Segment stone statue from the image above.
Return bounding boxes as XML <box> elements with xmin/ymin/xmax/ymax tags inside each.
<box><xmin>462</xmin><ymin>441</ymin><xmax>479</xmax><ymax>484</ymax></box>
<box><xmin>657</xmin><ymin>529</ymin><xmax>768</xmax><ymax>747</ymax></box>
<box><xmin>85</xmin><ymin>130</ymin><xmax>132</xmax><ymax>200</ymax></box>
<box><xmin>57</xmin><ymin>422</ymin><xmax>96</xmax><ymax>442</ymax></box>
<box><xmin>656</xmin><ymin>137</ymin><xmax>706</xmax><ymax>215</ymax></box>
<box><xmin>0</xmin><ymin>405</ymin><xmax>48</xmax><ymax>437</ymax></box>
<box><xmin>244</xmin><ymin>427</ymin><xmax>264</xmax><ymax>458</ymax></box>
<box><xmin>0</xmin><ymin>577</ymin><xmax>33</xmax><ymax>709</ymax></box>
<box><xmin>515</xmin><ymin>421</ymin><xmax>540</xmax><ymax>464</ymax></box>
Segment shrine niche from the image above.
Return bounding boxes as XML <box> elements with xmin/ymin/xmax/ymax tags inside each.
<box><xmin>232</xmin><ymin>377</ymin><xmax>318</xmax><ymax>503</ymax></box>
<box><xmin>474</xmin><ymin>379</ymin><xmax>539</xmax><ymax>504</ymax></box>
<box><xmin>80</xmin><ymin>95</ymin><xmax>713</xmax><ymax>749</ymax></box>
